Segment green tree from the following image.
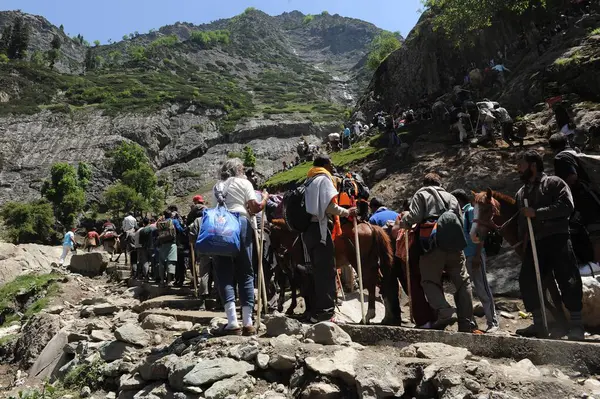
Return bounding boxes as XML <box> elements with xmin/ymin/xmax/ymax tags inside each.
<box><xmin>41</xmin><ymin>163</ymin><xmax>86</xmax><ymax>228</ymax></box>
<box><xmin>303</xmin><ymin>15</ymin><xmax>315</xmax><ymax>25</ymax></box>
<box><xmin>367</xmin><ymin>31</ymin><xmax>402</xmax><ymax>70</ymax></box>
<box><xmin>93</xmin><ymin>40</ymin><xmax>100</xmax><ymax>47</ymax></box>
<box><xmin>46</xmin><ymin>34</ymin><xmax>61</xmax><ymax>68</ymax></box>
<box><xmin>122</xmin><ymin>35</ymin><xmax>129</xmax><ymax>41</ymax></box>
<box><xmin>421</xmin><ymin>0</ymin><xmax>546</xmax><ymax>46</ymax></box>
<box><xmin>59</xmin><ymin>24</ymin><xmax>64</xmax><ymax>32</ymax></box>
<box><xmin>77</xmin><ymin>162</ymin><xmax>92</xmax><ymax>190</ymax></box>
<box><xmin>122</xmin><ymin>163</ymin><xmax>158</xmax><ymax>202</ymax></box>
<box><xmin>107</xmin><ymin>50</ymin><xmax>122</xmax><ymax>66</ymax></box>
<box><xmin>0</xmin><ymin>25</ymin><xmax>12</xmax><ymax>55</ymax></box>
<box><xmin>127</xmin><ymin>45</ymin><xmax>147</xmax><ymax>62</ymax></box>
<box><xmin>0</xmin><ymin>200</ymin><xmax>56</xmax><ymax>244</ymax></box>
<box><xmin>243</xmin><ymin>146</ymin><xmax>256</xmax><ymax>168</ymax></box>
<box><xmin>103</xmin><ymin>183</ymin><xmax>145</xmax><ymax>217</ymax></box>
<box><xmin>84</xmin><ymin>47</ymin><xmax>96</xmax><ymax>71</ymax></box>
<box><xmin>31</xmin><ymin>50</ymin><xmax>44</xmax><ymax>66</ymax></box>
<box><xmin>7</xmin><ymin>16</ymin><xmax>30</xmax><ymax>59</ymax></box>
<box><xmin>109</xmin><ymin>142</ymin><xmax>148</xmax><ymax>179</ymax></box>
<box><xmin>321</xmin><ymin>11</ymin><xmax>330</xmax><ymax>16</ymax></box>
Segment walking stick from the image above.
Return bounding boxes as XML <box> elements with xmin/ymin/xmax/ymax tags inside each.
<box><xmin>255</xmin><ymin>207</ymin><xmax>268</xmax><ymax>330</ymax></box>
<box><xmin>353</xmin><ymin>217</ymin><xmax>366</xmax><ymax>324</ymax></box>
<box><xmin>405</xmin><ymin>229</ymin><xmax>414</xmax><ymax>323</ymax></box>
<box><xmin>189</xmin><ymin>239</ymin><xmax>198</xmax><ymax>298</ymax></box>
<box><xmin>523</xmin><ymin>199</ymin><xmax>548</xmax><ymax>335</ymax></box>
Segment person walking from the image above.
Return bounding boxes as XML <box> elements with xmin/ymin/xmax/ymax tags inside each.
<box><xmin>135</xmin><ymin>218</ymin><xmax>150</xmax><ymax>280</ymax></box>
<box><xmin>156</xmin><ymin>211</ymin><xmax>184</xmax><ymax>286</ymax></box>
<box><xmin>211</xmin><ymin>158</ymin><xmax>267</xmax><ymax>336</ymax></box>
<box><xmin>85</xmin><ymin>228</ymin><xmax>100</xmax><ymax>252</ymax></box>
<box><xmin>452</xmin><ymin>189</ymin><xmax>500</xmax><ymax>333</ymax></box>
<box><xmin>494</xmin><ymin>105</ymin><xmax>523</xmax><ymax>147</ymax></box>
<box><xmin>401</xmin><ymin>173</ymin><xmax>474</xmax><ymax>332</ymax></box>
<box><xmin>59</xmin><ymin>228</ymin><xmax>77</xmax><ymax>266</ymax></box>
<box><xmin>368</xmin><ymin>197</ymin><xmax>399</xmax><ymax>227</ymax></box>
<box><xmin>514</xmin><ymin>150</ymin><xmax>584</xmax><ymax>340</ymax></box>
<box><xmin>550</xmin><ymin>133</ymin><xmax>600</xmax><ymax>266</ymax></box>
<box><xmin>303</xmin><ymin>154</ymin><xmax>356</xmax><ymax>323</ymax></box>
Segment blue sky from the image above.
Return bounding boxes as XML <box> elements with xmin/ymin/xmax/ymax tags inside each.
<box><xmin>1</xmin><ymin>0</ymin><xmax>423</xmax><ymax>44</ymax></box>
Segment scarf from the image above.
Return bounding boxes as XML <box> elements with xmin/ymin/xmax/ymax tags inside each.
<box><xmin>307</xmin><ymin>167</ymin><xmax>342</xmax><ymax>240</ymax></box>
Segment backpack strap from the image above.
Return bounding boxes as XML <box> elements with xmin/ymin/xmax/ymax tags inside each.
<box><xmin>425</xmin><ymin>187</ymin><xmax>450</xmax><ymax>214</ymax></box>
<box><xmin>214</xmin><ymin>178</ymin><xmax>233</xmax><ymax>208</ymax></box>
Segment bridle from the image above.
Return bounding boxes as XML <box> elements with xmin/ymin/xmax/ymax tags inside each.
<box><xmin>472</xmin><ymin>202</ymin><xmax>501</xmax><ymax>232</ymax></box>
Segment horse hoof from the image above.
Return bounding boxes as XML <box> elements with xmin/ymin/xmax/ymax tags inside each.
<box><xmin>285</xmin><ymin>309</ymin><xmax>295</xmax><ymax>316</ymax></box>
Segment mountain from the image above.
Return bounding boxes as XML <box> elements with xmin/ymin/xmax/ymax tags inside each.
<box><xmin>0</xmin><ymin>9</ymin><xmax>384</xmax><ymax>205</ymax></box>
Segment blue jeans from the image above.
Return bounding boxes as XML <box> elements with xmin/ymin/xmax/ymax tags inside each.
<box><xmin>213</xmin><ymin>216</ymin><xmax>255</xmax><ymax>308</ymax></box>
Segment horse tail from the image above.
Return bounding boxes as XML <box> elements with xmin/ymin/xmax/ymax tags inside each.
<box><xmin>371</xmin><ymin>225</ymin><xmax>393</xmax><ymax>273</ymax></box>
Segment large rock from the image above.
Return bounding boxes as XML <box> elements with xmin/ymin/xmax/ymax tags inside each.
<box><xmin>99</xmin><ymin>340</ymin><xmax>137</xmax><ymax>362</ymax></box>
<box><xmin>305</xmin><ymin>322</ymin><xmax>352</xmax><ymax>346</ymax></box>
<box><xmin>264</xmin><ymin>314</ymin><xmax>303</xmax><ymax>336</ymax></box>
<box><xmin>141</xmin><ymin>314</ymin><xmax>177</xmax><ymax>330</ymax></box>
<box><xmin>0</xmin><ymin>243</ymin><xmax>62</xmax><ymax>286</ymax></box>
<box><xmin>400</xmin><ymin>342</ymin><xmax>471</xmax><ymax>361</ymax></box>
<box><xmin>356</xmin><ymin>372</ymin><xmax>404</xmax><ymax>399</ymax></box>
<box><xmin>305</xmin><ymin>347</ymin><xmax>357</xmax><ymax>385</ymax></box>
<box><xmin>183</xmin><ymin>358</ymin><xmax>254</xmax><ymax>387</ymax></box>
<box><xmin>167</xmin><ymin>354</ymin><xmax>198</xmax><ymax>391</ymax></box>
<box><xmin>268</xmin><ymin>353</ymin><xmax>296</xmax><ymax>371</ymax></box>
<box><xmin>68</xmin><ymin>252</ymin><xmax>110</xmax><ymax>276</ymax></box>
<box><xmin>119</xmin><ymin>373</ymin><xmax>146</xmax><ymax>391</ymax></box>
<box><xmin>582</xmin><ymin>276</ymin><xmax>600</xmax><ymax>328</ymax></box>
<box><xmin>139</xmin><ymin>354</ymin><xmax>178</xmax><ymax>381</ymax></box>
<box><xmin>28</xmin><ymin>330</ymin><xmax>69</xmax><ymax>380</ymax></box>
<box><xmin>204</xmin><ymin>374</ymin><xmax>254</xmax><ymax>399</ymax></box>
<box><xmin>90</xmin><ymin>329</ymin><xmax>114</xmax><ymax>342</ymax></box>
<box><xmin>14</xmin><ymin>313</ymin><xmax>61</xmax><ymax>369</ymax></box>
<box><xmin>301</xmin><ymin>382</ymin><xmax>342</xmax><ymax>399</ymax></box>
<box><xmin>115</xmin><ymin>323</ymin><xmax>151</xmax><ymax>347</ymax></box>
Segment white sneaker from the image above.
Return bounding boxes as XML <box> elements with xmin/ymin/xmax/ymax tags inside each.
<box><xmin>486</xmin><ymin>325</ymin><xmax>500</xmax><ymax>334</ymax></box>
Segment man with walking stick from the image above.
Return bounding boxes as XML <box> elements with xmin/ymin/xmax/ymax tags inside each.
<box><xmin>514</xmin><ymin>150</ymin><xmax>584</xmax><ymax>340</ymax></box>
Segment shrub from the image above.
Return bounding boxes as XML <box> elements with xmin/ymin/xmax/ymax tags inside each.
<box><xmin>0</xmin><ymin>54</ymin><xmax>9</xmax><ymax>63</ymax></box>
<box><xmin>367</xmin><ymin>31</ymin><xmax>401</xmax><ymax>70</ymax></box>
<box><xmin>243</xmin><ymin>146</ymin><xmax>256</xmax><ymax>167</ymax></box>
<box><xmin>303</xmin><ymin>15</ymin><xmax>315</xmax><ymax>24</ymax></box>
<box><xmin>190</xmin><ymin>30</ymin><xmax>231</xmax><ymax>47</ymax></box>
<box><xmin>0</xmin><ymin>200</ymin><xmax>56</xmax><ymax>244</ymax></box>
<box><xmin>41</xmin><ymin>163</ymin><xmax>86</xmax><ymax>229</ymax></box>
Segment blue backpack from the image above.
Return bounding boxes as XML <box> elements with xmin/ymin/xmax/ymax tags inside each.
<box><xmin>196</xmin><ymin>181</ymin><xmax>241</xmax><ymax>257</ymax></box>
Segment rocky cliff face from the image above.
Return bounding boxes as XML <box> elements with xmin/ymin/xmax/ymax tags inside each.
<box><xmin>0</xmin><ymin>10</ymin><xmax>383</xmax><ymax>205</ymax></box>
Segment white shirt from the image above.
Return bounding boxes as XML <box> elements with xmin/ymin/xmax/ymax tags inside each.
<box><xmin>122</xmin><ymin>215</ymin><xmax>137</xmax><ymax>232</ymax></box>
<box><xmin>212</xmin><ymin>177</ymin><xmax>256</xmax><ymax>220</ymax></box>
<box><xmin>305</xmin><ymin>174</ymin><xmax>338</xmax><ymax>243</ymax></box>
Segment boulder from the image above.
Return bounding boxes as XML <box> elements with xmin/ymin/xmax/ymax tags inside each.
<box><xmin>67</xmin><ymin>332</ymin><xmax>88</xmax><ymax>342</ymax></box>
<box><xmin>400</xmin><ymin>342</ymin><xmax>471</xmax><ymax>361</ymax></box>
<box><xmin>90</xmin><ymin>330</ymin><xmax>114</xmax><ymax>342</ymax></box>
<box><xmin>582</xmin><ymin>276</ymin><xmax>600</xmax><ymax>328</ymax></box>
<box><xmin>374</xmin><ymin>169</ymin><xmax>387</xmax><ymax>181</ymax></box>
<box><xmin>264</xmin><ymin>314</ymin><xmax>303</xmax><ymax>336</ymax></box>
<box><xmin>183</xmin><ymin>358</ymin><xmax>254</xmax><ymax>387</ymax></box>
<box><xmin>268</xmin><ymin>353</ymin><xmax>296</xmax><ymax>371</ymax></box>
<box><xmin>168</xmin><ymin>321</ymin><xmax>194</xmax><ymax>332</ymax></box>
<box><xmin>115</xmin><ymin>323</ymin><xmax>150</xmax><ymax>347</ymax></box>
<box><xmin>0</xmin><ymin>243</ymin><xmax>61</xmax><ymax>287</ymax></box>
<box><xmin>28</xmin><ymin>330</ymin><xmax>70</xmax><ymax>380</ymax></box>
<box><xmin>356</xmin><ymin>372</ymin><xmax>404</xmax><ymax>399</ymax></box>
<box><xmin>68</xmin><ymin>252</ymin><xmax>110</xmax><ymax>277</ymax></box>
<box><xmin>80</xmin><ymin>386</ymin><xmax>91</xmax><ymax>398</ymax></box>
<box><xmin>46</xmin><ymin>305</ymin><xmax>65</xmax><ymax>315</ymax></box>
<box><xmin>139</xmin><ymin>354</ymin><xmax>178</xmax><ymax>381</ymax></box>
<box><xmin>14</xmin><ymin>313</ymin><xmax>61</xmax><ymax>369</ymax></box>
<box><xmin>119</xmin><ymin>373</ymin><xmax>146</xmax><ymax>391</ymax></box>
<box><xmin>168</xmin><ymin>355</ymin><xmax>198</xmax><ymax>391</ymax></box>
<box><xmin>131</xmin><ymin>382</ymin><xmax>174</xmax><ymax>399</ymax></box>
<box><xmin>141</xmin><ymin>314</ymin><xmax>177</xmax><ymax>330</ymax></box>
<box><xmin>305</xmin><ymin>347</ymin><xmax>357</xmax><ymax>385</ymax></box>
<box><xmin>99</xmin><ymin>341</ymin><xmax>137</xmax><ymax>362</ymax></box>
<box><xmin>91</xmin><ymin>303</ymin><xmax>120</xmax><ymax>316</ymax></box>
<box><xmin>204</xmin><ymin>374</ymin><xmax>254</xmax><ymax>399</ymax></box>
<box><xmin>301</xmin><ymin>382</ymin><xmax>342</xmax><ymax>399</ymax></box>
<box><xmin>305</xmin><ymin>322</ymin><xmax>351</xmax><ymax>346</ymax></box>
<box><xmin>485</xmin><ymin>250</ymin><xmax>521</xmax><ymax>297</ymax></box>
<box><xmin>256</xmin><ymin>353</ymin><xmax>270</xmax><ymax>369</ymax></box>
<box><xmin>584</xmin><ymin>378</ymin><xmax>600</xmax><ymax>396</ymax></box>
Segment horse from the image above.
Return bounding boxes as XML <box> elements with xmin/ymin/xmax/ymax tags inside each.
<box><xmin>470</xmin><ymin>188</ymin><xmax>569</xmax><ymax>329</ymax></box>
<box><xmin>269</xmin><ymin>218</ymin><xmax>394</xmax><ymax>324</ymax></box>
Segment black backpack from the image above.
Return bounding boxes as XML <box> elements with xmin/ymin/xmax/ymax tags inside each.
<box><xmin>283</xmin><ymin>175</ymin><xmax>323</xmax><ymax>232</ymax></box>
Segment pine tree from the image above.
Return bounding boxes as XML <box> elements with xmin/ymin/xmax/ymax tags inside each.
<box><xmin>84</xmin><ymin>47</ymin><xmax>96</xmax><ymax>71</ymax></box>
<box><xmin>47</xmin><ymin>34</ymin><xmax>61</xmax><ymax>68</ymax></box>
<box><xmin>0</xmin><ymin>25</ymin><xmax>11</xmax><ymax>55</ymax></box>
<box><xmin>7</xmin><ymin>16</ymin><xmax>30</xmax><ymax>59</ymax></box>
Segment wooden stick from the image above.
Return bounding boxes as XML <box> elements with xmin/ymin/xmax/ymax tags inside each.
<box><xmin>255</xmin><ymin>207</ymin><xmax>267</xmax><ymax>330</ymax></box>
<box><xmin>353</xmin><ymin>217</ymin><xmax>366</xmax><ymax>324</ymax></box>
<box><xmin>189</xmin><ymin>239</ymin><xmax>198</xmax><ymax>298</ymax></box>
<box><xmin>524</xmin><ymin>199</ymin><xmax>548</xmax><ymax>334</ymax></box>
<box><xmin>405</xmin><ymin>229</ymin><xmax>414</xmax><ymax>323</ymax></box>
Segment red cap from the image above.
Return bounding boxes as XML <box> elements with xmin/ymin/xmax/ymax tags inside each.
<box><xmin>193</xmin><ymin>195</ymin><xmax>204</xmax><ymax>204</ymax></box>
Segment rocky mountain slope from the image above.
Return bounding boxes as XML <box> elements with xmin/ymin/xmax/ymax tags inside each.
<box><xmin>0</xmin><ymin>9</ymin><xmax>384</xmax><ymax>205</ymax></box>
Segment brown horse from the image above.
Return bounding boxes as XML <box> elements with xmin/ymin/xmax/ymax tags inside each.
<box><xmin>269</xmin><ymin>218</ymin><xmax>393</xmax><ymax>324</ymax></box>
<box><xmin>470</xmin><ymin>188</ymin><xmax>568</xmax><ymax>328</ymax></box>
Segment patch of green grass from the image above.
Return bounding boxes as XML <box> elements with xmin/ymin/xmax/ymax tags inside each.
<box><xmin>63</xmin><ymin>359</ymin><xmax>106</xmax><ymax>391</ymax></box>
<box><xmin>0</xmin><ymin>273</ymin><xmax>61</xmax><ymax>327</ymax></box>
<box><xmin>9</xmin><ymin>382</ymin><xmax>73</xmax><ymax>399</ymax></box>
<box><xmin>589</xmin><ymin>27</ymin><xmax>600</xmax><ymax>36</ymax></box>
<box><xmin>0</xmin><ymin>334</ymin><xmax>17</xmax><ymax>346</ymax></box>
<box><xmin>265</xmin><ymin>140</ymin><xmax>381</xmax><ymax>188</ymax></box>
<box><xmin>554</xmin><ymin>49</ymin><xmax>584</xmax><ymax>69</ymax></box>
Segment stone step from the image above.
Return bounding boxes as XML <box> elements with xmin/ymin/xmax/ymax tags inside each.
<box><xmin>341</xmin><ymin>324</ymin><xmax>600</xmax><ymax>374</ymax></box>
<box><xmin>138</xmin><ymin>308</ymin><xmax>224</xmax><ymax>325</ymax></box>
<box><xmin>128</xmin><ymin>280</ymin><xmax>196</xmax><ymax>299</ymax></box>
<box><xmin>135</xmin><ymin>295</ymin><xmax>206</xmax><ymax>312</ymax></box>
